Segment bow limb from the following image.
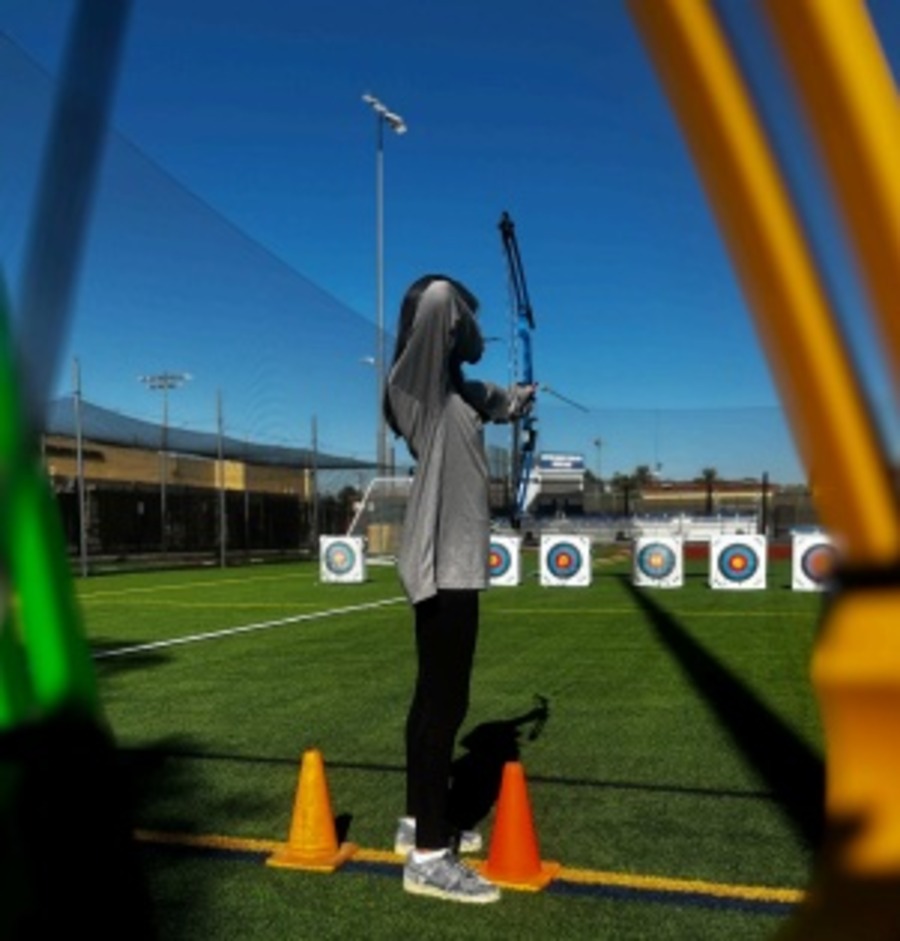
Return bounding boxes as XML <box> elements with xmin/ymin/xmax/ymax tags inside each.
<box><xmin>498</xmin><ymin>211</ymin><xmax>537</xmax><ymax>527</ymax></box>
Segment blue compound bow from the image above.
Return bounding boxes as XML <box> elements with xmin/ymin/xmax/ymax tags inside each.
<box><xmin>498</xmin><ymin>211</ymin><xmax>536</xmax><ymax>527</ymax></box>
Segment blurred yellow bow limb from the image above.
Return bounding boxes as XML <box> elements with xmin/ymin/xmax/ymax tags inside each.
<box><xmin>627</xmin><ymin>1</ymin><xmax>900</xmax><ymax>938</ymax></box>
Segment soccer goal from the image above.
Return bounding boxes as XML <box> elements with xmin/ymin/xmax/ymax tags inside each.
<box><xmin>345</xmin><ymin>476</ymin><xmax>412</xmax><ymax>561</ymax></box>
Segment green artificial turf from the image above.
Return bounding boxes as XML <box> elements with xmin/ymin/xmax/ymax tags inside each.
<box><xmin>74</xmin><ymin>555</ymin><xmax>827</xmax><ymax>940</ymax></box>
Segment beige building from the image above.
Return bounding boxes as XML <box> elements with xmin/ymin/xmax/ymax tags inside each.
<box><xmin>44</xmin><ymin>397</ymin><xmax>371</xmax><ymax>559</ymax></box>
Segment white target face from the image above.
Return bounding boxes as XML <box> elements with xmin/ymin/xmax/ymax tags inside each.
<box><xmin>540</xmin><ymin>535</ymin><xmax>592</xmax><ymax>587</ymax></box>
<box><xmin>319</xmin><ymin>536</ymin><xmax>366</xmax><ymax>583</ymax></box>
<box><xmin>710</xmin><ymin>535</ymin><xmax>767</xmax><ymax>590</ymax></box>
<box><xmin>791</xmin><ymin>532</ymin><xmax>836</xmax><ymax>591</ymax></box>
<box><xmin>489</xmin><ymin>536</ymin><xmax>522</xmax><ymax>587</ymax></box>
<box><xmin>633</xmin><ymin>537</ymin><xmax>683</xmax><ymax>588</ymax></box>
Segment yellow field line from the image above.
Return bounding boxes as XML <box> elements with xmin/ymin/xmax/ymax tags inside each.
<box><xmin>136</xmin><ymin>829</ymin><xmax>282</xmax><ymax>854</ymax></box>
<box><xmin>558</xmin><ymin>864</ymin><xmax>804</xmax><ymax>904</ymax></box>
<box><xmin>487</xmin><ymin>607</ymin><xmax>817</xmax><ymax>618</ymax></box>
<box><xmin>133</xmin><ymin>829</ymin><xmax>804</xmax><ymax>905</ymax></box>
<box><xmin>78</xmin><ymin>570</ymin><xmax>315</xmax><ymax>600</ymax></box>
<box><xmin>81</xmin><ymin>599</ymin><xmax>323</xmax><ymax>610</ymax></box>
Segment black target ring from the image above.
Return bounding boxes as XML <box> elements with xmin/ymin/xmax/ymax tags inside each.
<box><xmin>637</xmin><ymin>542</ymin><xmax>677</xmax><ymax>580</ymax></box>
<box><xmin>489</xmin><ymin>541</ymin><xmax>513</xmax><ymax>578</ymax></box>
<box><xmin>546</xmin><ymin>541</ymin><xmax>584</xmax><ymax>580</ymax></box>
<box><xmin>324</xmin><ymin>540</ymin><xmax>357</xmax><ymax>575</ymax></box>
<box><xmin>801</xmin><ymin>542</ymin><xmax>836</xmax><ymax>584</ymax></box>
<box><xmin>717</xmin><ymin>543</ymin><xmax>760</xmax><ymax>583</ymax></box>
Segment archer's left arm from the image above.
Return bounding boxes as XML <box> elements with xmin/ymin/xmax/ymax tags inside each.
<box><xmin>460</xmin><ymin>381</ymin><xmax>536</xmax><ymax>424</ymax></box>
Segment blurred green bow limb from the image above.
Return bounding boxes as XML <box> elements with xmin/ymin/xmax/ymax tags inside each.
<box><xmin>0</xmin><ymin>278</ymin><xmax>100</xmax><ymax>727</ymax></box>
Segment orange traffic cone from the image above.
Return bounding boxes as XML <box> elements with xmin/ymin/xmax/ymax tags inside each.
<box><xmin>267</xmin><ymin>748</ymin><xmax>357</xmax><ymax>872</ymax></box>
<box><xmin>476</xmin><ymin>761</ymin><xmax>560</xmax><ymax>891</ymax></box>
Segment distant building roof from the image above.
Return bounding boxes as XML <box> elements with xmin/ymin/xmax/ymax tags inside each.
<box><xmin>642</xmin><ymin>478</ymin><xmax>778</xmax><ymax>495</ymax></box>
<box><xmin>44</xmin><ymin>397</ymin><xmax>372</xmax><ymax>471</ymax></box>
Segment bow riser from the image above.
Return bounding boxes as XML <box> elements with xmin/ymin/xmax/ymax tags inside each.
<box><xmin>499</xmin><ymin>211</ymin><xmax>537</xmax><ymax>527</ymax></box>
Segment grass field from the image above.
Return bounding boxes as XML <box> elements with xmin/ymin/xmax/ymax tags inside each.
<box><xmin>77</xmin><ymin>550</ymin><xmax>828</xmax><ymax>940</ymax></box>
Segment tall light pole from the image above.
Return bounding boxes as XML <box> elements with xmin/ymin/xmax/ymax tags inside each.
<box><xmin>593</xmin><ymin>437</ymin><xmax>604</xmax><ymax>504</ymax></box>
<box><xmin>73</xmin><ymin>357</ymin><xmax>88</xmax><ymax>577</ymax></box>
<box><xmin>139</xmin><ymin>371</ymin><xmax>192</xmax><ymax>553</ymax></box>
<box><xmin>362</xmin><ymin>92</ymin><xmax>406</xmax><ymax>474</ymax></box>
<box><xmin>593</xmin><ymin>437</ymin><xmax>603</xmax><ymax>482</ymax></box>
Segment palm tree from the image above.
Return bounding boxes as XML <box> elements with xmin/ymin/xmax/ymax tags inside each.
<box><xmin>611</xmin><ymin>472</ymin><xmax>635</xmax><ymax>516</ymax></box>
<box><xmin>633</xmin><ymin>464</ymin><xmax>654</xmax><ymax>487</ymax></box>
<box><xmin>700</xmin><ymin>467</ymin><xmax>718</xmax><ymax>515</ymax></box>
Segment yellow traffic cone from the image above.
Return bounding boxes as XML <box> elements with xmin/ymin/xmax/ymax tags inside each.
<box><xmin>267</xmin><ymin>748</ymin><xmax>357</xmax><ymax>872</ymax></box>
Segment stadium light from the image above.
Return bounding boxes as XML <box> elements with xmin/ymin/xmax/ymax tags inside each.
<box><xmin>593</xmin><ymin>437</ymin><xmax>603</xmax><ymax>481</ymax></box>
<box><xmin>362</xmin><ymin>92</ymin><xmax>406</xmax><ymax>474</ymax></box>
<box><xmin>139</xmin><ymin>371</ymin><xmax>192</xmax><ymax>553</ymax></box>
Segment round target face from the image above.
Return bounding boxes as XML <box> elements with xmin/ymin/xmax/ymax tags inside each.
<box><xmin>801</xmin><ymin>543</ymin><xmax>836</xmax><ymax>584</ymax></box>
<box><xmin>546</xmin><ymin>541</ymin><xmax>584</xmax><ymax>580</ymax></box>
<box><xmin>637</xmin><ymin>542</ymin><xmax>677</xmax><ymax>580</ymax></box>
<box><xmin>717</xmin><ymin>543</ymin><xmax>760</xmax><ymax>583</ymax></box>
<box><xmin>489</xmin><ymin>542</ymin><xmax>512</xmax><ymax>578</ymax></box>
<box><xmin>324</xmin><ymin>540</ymin><xmax>357</xmax><ymax>575</ymax></box>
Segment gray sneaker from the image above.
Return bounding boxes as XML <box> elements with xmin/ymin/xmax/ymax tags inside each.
<box><xmin>393</xmin><ymin>817</ymin><xmax>483</xmax><ymax>856</ymax></box>
<box><xmin>403</xmin><ymin>849</ymin><xmax>500</xmax><ymax>904</ymax></box>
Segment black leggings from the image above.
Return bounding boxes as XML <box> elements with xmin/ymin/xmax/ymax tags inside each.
<box><xmin>405</xmin><ymin>589</ymin><xmax>479</xmax><ymax>850</ymax></box>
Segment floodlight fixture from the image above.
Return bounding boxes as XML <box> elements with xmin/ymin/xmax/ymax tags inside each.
<box><xmin>138</xmin><ymin>371</ymin><xmax>192</xmax><ymax>391</ymax></box>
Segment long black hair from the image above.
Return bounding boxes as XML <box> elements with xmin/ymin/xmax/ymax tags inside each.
<box><xmin>383</xmin><ymin>274</ymin><xmax>479</xmax><ymax>438</ymax></box>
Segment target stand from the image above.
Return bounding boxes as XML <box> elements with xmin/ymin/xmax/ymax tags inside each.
<box><xmin>633</xmin><ymin>536</ymin><xmax>684</xmax><ymax>588</ymax></box>
<box><xmin>791</xmin><ymin>531</ymin><xmax>837</xmax><ymax>592</ymax></box>
<box><xmin>709</xmin><ymin>535</ymin><xmax>767</xmax><ymax>590</ymax></box>
<box><xmin>489</xmin><ymin>535</ymin><xmax>522</xmax><ymax>587</ymax></box>
<box><xmin>539</xmin><ymin>535</ymin><xmax>592</xmax><ymax>587</ymax></box>
<box><xmin>319</xmin><ymin>536</ymin><xmax>367</xmax><ymax>584</ymax></box>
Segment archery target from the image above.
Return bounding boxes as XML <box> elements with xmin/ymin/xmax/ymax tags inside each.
<box><xmin>710</xmin><ymin>535</ymin><xmax>767</xmax><ymax>590</ymax></box>
<box><xmin>792</xmin><ymin>532</ymin><xmax>837</xmax><ymax>591</ymax></box>
<box><xmin>319</xmin><ymin>536</ymin><xmax>366</xmax><ymax>583</ymax></box>
<box><xmin>489</xmin><ymin>535</ymin><xmax>522</xmax><ymax>587</ymax></box>
<box><xmin>540</xmin><ymin>535</ymin><xmax>592</xmax><ymax>587</ymax></box>
<box><xmin>633</xmin><ymin>537</ymin><xmax>683</xmax><ymax>588</ymax></box>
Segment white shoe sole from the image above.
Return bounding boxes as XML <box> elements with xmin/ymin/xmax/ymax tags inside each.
<box><xmin>403</xmin><ymin>877</ymin><xmax>500</xmax><ymax>904</ymax></box>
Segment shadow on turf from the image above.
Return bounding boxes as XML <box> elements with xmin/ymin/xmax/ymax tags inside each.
<box><xmin>621</xmin><ymin>577</ymin><xmax>825</xmax><ymax>850</ymax></box>
<box><xmin>447</xmin><ymin>694</ymin><xmax>550</xmax><ymax>832</ymax></box>
<box><xmin>122</xmin><ymin>733</ymin><xmax>272</xmax><ymax>939</ymax></box>
<box><xmin>0</xmin><ymin>709</ymin><xmax>157</xmax><ymax>939</ymax></box>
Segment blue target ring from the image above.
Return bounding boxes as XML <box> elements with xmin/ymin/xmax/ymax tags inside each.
<box><xmin>546</xmin><ymin>541</ymin><xmax>583</xmax><ymax>580</ymax></box>
<box><xmin>324</xmin><ymin>540</ymin><xmax>357</xmax><ymax>575</ymax></box>
<box><xmin>489</xmin><ymin>542</ymin><xmax>512</xmax><ymax>578</ymax></box>
<box><xmin>637</xmin><ymin>542</ymin><xmax>677</xmax><ymax>580</ymax></box>
<box><xmin>801</xmin><ymin>543</ymin><xmax>836</xmax><ymax>584</ymax></box>
<box><xmin>717</xmin><ymin>543</ymin><xmax>760</xmax><ymax>583</ymax></box>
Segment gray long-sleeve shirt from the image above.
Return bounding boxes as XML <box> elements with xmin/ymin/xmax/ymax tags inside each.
<box><xmin>386</xmin><ymin>279</ymin><xmax>531</xmax><ymax>605</ymax></box>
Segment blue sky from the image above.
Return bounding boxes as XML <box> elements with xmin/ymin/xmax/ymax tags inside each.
<box><xmin>1</xmin><ymin>1</ymin><xmax>898</xmax><ymax>483</ymax></box>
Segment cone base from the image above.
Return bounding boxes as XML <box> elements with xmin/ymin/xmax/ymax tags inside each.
<box><xmin>475</xmin><ymin>859</ymin><xmax>561</xmax><ymax>892</ymax></box>
<box><xmin>266</xmin><ymin>841</ymin><xmax>358</xmax><ymax>873</ymax></box>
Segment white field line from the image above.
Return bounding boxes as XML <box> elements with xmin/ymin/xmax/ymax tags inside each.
<box><xmin>93</xmin><ymin>596</ymin><xmax>406</xmax><ymax>660</ymax></box>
